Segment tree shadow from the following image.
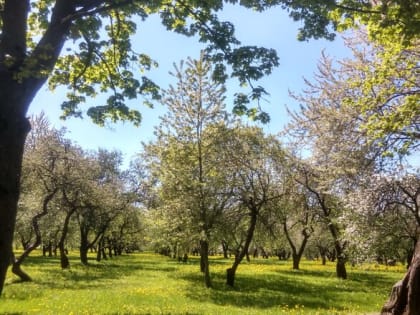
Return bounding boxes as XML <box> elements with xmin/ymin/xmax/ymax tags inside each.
<box><xmin>174</xmin><ymin>264</ymin><xmax>397</xmax><ymax>311</ymax></box>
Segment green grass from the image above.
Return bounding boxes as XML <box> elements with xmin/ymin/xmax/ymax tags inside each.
<box><xmin>0</xmin><ymin>252</ymin><xmax>405</xmax><ymax>314</ymax></box>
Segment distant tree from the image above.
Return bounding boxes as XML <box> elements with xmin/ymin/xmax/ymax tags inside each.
<box><xmin>292</xmin><ymin>163</ymin><xmax>349</xmax><ymax>279</ymax></box>
<box><xmin>271</xmin><ymin>182</ymin><xmax>317</xmax><ymax>270</ymax></box>
<box><xmin>220</xmin><ymin>126</ymin><xmax>285</xmax><ymax>286</ymax></box>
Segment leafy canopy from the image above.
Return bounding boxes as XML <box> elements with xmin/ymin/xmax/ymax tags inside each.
<box><xmin>2</xmin><ymin>1</ymin><xmax>417</xmax><ymax>125</ymax></box>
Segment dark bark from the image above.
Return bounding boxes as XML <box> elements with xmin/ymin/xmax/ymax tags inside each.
<box><xmin>58</xmin><ymin>205</ymin><xmax>76</xmax><ymax>269</ymax></box>
<box><xmin>221</xmin><ymin>240</ymin><xmax>229</xmax><ymax>259</ymax></box>
<box><xmin>317</xmin><ymin>246</ymin><xmax>329</xmax><ymax>265</ymax></box>
<box><xmin>10</xmin><ymin>252</ymin><xmax>31</xmax><ymax>282</ymax></box>
<box><xmin>334</xmin><ymin>241</ymin><xmax>347</xmax><ymax>279</ymax></box>
<box><xmin>200</xmin><ymin>240</ymin><xmax>212</xmax><ymax>288</ymax></box>
<box><xmin>79</xmin><ymin>231</ymin><xmax>89</xmax><ymax>265</ymax></box>
<box><xmin>226</xmin><ymin>209</ymin><xmax>258</xmax><ymax>287</ymax></box>
<box><xmin>296</xmin><ymin>168</ymin><xmax>347</xmax><ymax>278</ymax></box>
<box><xmin>381</xmin><ymin>238</ymin><xmax>420</xmax><ymax>315</ymax></box>
<box><xmin>283</xmin><ymin>221</ymin><xmax>310</xmax><ymax>270</ymax></box>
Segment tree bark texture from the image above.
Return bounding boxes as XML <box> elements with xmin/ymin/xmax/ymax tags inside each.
<box><xmin>381</xmin><ymin>239</ymin><xmax>420</xmax><ymax>315</ymax></box>
<box><xmin>200</xmin><ymin>240</ymin><xmax>212</xmax><ymax>288</ymax></box>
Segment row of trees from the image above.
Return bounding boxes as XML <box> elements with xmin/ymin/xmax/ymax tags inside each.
<box><xmin>133</xmin><ymin>31</ymin><xmax>419</xmax><ymax>295</ymax></box>
<box><xmin>12</xmin><ymin>26</ymin><xmax>418</xmax><ymax>313</ymax></box>
<box><xmin>1</xmin><ymin>0</ymin><xmax>418</xmax><ymax>313</ymax></box>
<box><xmin>13</xmin><ymin>114</ymin><xmax>143</xmax><ymax>280</ymax></box>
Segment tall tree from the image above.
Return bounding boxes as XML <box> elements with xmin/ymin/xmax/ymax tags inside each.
<box><xmin>220</xmin><ymin>125</ymin><xmax>285</xmax><ymax>286</ymax></box>
<box><xmin>144</xmin><ymin>54</ymin><xmax>231</xmax><ymax>287</ymax></box>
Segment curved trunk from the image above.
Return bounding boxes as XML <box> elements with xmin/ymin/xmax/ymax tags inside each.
<box><xmin>58</xmin><ymin>208</ymin><xmax>75</xmax><ymax>269</ymax></box>
<box><xmin>283</xmin><ymin>221</ymin><xmax>310</xmax><ymax>270</ymax></box>
<box><xmin>12</xmin><ymin>188</ymin><xmax>58</xmax><ymax>281</ymax></box>
<box><xmin>226</xmin><ymin>210</ymin><xmax>258</xmax><ymax>287</ymax></box>
<box><xmin>381</xmin><ymin>238</ymin><xmax>420</xmax><ymax>314</ymax></box>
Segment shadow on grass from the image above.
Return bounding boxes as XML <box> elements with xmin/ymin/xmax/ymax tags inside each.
<box><xmin>8</xmin><ymin>252</ymin><xmax>169</xmax><ymax>291</ymax></box>
<box><xmin>174</xmin><ymin>261</ymin><xmax>398</xmax><ymax>311</ymax></box>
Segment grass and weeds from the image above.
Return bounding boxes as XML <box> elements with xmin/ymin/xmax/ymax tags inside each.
<box><xmin>0</xmin><ymin>252</ymin><xmax>405</xmax><ymax>314</ymax></box>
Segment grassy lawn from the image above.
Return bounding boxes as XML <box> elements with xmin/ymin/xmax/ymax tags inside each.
<box><xmin>0</xmin><ymin>252</ymin><xmax>405</xmax><ymax>314</ymax></box>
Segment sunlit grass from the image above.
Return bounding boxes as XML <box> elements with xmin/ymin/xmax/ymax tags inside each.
<box><xmin>0</xmin><ymin>252</ymin><xmax>405</xmax><ymax>314</ymax></box>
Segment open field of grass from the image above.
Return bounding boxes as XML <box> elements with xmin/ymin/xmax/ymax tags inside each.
<box><xmin>0</xmin><ymin>252</ymin><xmax>405</xmax><ymax>314</ymax></box>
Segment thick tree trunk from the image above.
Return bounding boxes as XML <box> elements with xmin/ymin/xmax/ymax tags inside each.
<box><xmin>335</xmin><ymin>243</ymin><xmax>347</xmax><ymax>279</ymax></box>
<box><xmin>80</xmin><ymin>240</ymin><xmax>89</xmax><ymax>265</ymax></box>
<box><xmin>200</xmin><ymin>239</ymin><xmax>212</xmax><ymax>288</ymax></box>
<box><xmin>0</xmin><ymin>112</ymin><xmax>31</xmax><ymax>294</ymax></box>
<box><xmin>226</xmin><ymin>266</ymin><xmax>237</xmax><ymax>287</ymax></box>
<box><xmin>79</xmin><ymin>226</ymin><xmax>89</xmax><ymax>265</ymax></box>
<box><xmin>381</xmin><ymin>238</ymin><xmax>420</xmax><ymax>315</ymax></box>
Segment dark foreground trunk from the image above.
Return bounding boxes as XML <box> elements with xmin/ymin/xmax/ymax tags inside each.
<box><xmin>335</xmin><ymin>242</ymin><xmax>347</xmax><ymax>279</ymax></box>
<box><xmin>0</xmin><ymin>114</ymin><xmax>31</xmax><ymax>294</ymax></box>
<box><xmin>336</xmin><ymin>256</ymin><xmax>347</xmax><ymax>279</ymax></box>
<box><xmin>381</xmin><ymin>239</ymin><xmax>420</xmax><ymax>315</ymax></box>
<box><xmin>200</xmin><ymin>240</ymin><xmax>212</xmax><ymax>288</ymax></box>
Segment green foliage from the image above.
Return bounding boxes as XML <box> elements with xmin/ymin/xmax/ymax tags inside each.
<box><xmin>1</xmin><ymin>252</ymin><xmax>405</xmax><ymax>314</ymax></box>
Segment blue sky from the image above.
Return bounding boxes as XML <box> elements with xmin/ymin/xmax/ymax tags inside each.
<box><xmin>28</xmin><ymin>4</ymin><xmax>351</xmax><ymax>167</ymax></box>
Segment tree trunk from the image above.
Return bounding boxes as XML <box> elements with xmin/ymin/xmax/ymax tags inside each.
<box><xmin>79</xmin><ymin>226</ymin><xmax>89</xmax><ymax>265</ymax></box>
<box><xmin>336</xmin><ymin>256</ymin><xmax>347</xmax><ymax>279</ymax></box>
<box><xmin>0</xmin><ymin>112</ymin><xmax>31</xmax><ymax>294</ymax></box>
<box><xmin>226</xmin><ymin>209</ymin><xmax>258</xmax><ymax>287</ymax></box>
<box><xmin>381</xmin><ymin>238</ymin><xmax>420</xmax><ymax>315</ymax></box>
<box><xmin>12</xmin><ymin>188</ymin><xmax>58</xmax><ymax>281</ymax></box>
<box><xmin>11</xmin><ymin>252</ymin><xmax>31</xmax><ymax>282</ymax></box>
<box><xmin>221</xmin><ymin>240</ymin><xmax>229</xmax><ymax>259</ymax></box>
<box><xmin>200</xmin><ymin>239</ymin><xmax>212</xmax><ymax>288</ymax></box>
<box><xmin>80</xmin><ymin>240</ymin><xmax>89</xmax><ymax>265</ymax></box>
<box><xmin>335</xmin><ymin>242</ymin><xmax>347</xmax><ymax>279</ymax></box>
<box><xmin>226</xmin><ymin>266</ymin><xmax>237</xmax><ymax>287</ymax></box>
<box><xmin>58</xmin><ymin>207</ymin><xmax>75</xmax><ymax>269</ymax></box>
<box><xmin>283</xmin><ymin>221</ymin><xmax>310</xmax><ymax>270</ymax></box>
